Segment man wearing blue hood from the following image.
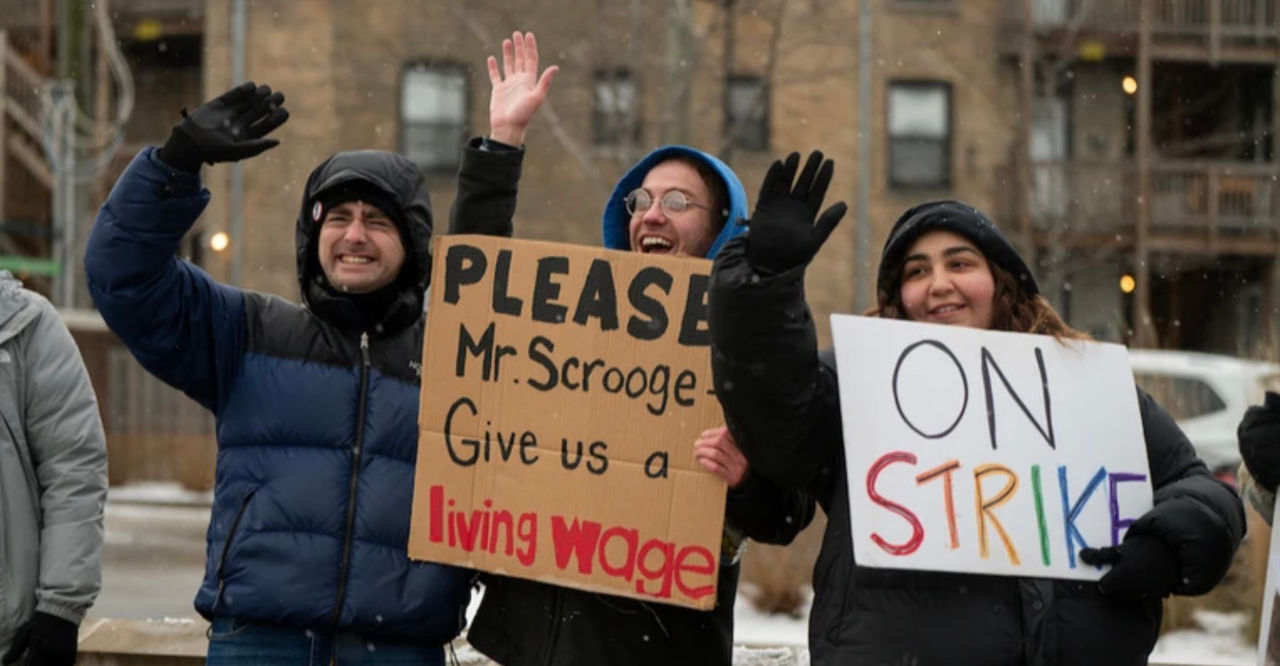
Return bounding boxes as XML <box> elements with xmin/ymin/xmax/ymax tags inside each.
<box><xmin>445</xmin><ymin>32</ymin><xmax>815</xmax><ymax>665</ymax></box>
<box><xmin>84</xmin><ymin>82</ymin><xmax>470</xmax><ymax>665</ymax></box>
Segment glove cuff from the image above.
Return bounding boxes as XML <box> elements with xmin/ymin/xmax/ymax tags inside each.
<box><xmin>158</xmin><ymin>126</ymin><xmax>203</xmax><ymax>174</ymax></box>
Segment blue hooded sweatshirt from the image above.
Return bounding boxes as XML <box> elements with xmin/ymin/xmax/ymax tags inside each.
<box><xmin>600</xmin><ymin>145</ymin><xmax>749</xmax><ymax>258</ymax></box>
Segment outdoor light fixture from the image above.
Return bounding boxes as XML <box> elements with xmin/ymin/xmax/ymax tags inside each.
<box><xmin>1122</xmin><ymin>76</ymin><xmax>1138</xmax><ymax>95</ymax></box>
<box><xmin>1120</xmin><ymin>274</ymin><xmax>1136</xmax><ymax>293</ymax></box>
<box><xmin>210</xmin><ymin>231</ymin><xmax>230</xmax><ymax>252</ymax></box>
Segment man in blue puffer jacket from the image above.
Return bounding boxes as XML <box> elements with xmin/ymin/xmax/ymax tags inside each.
<box><xmin>84</xmin><ymin>82</ymin><xmax>469</xmax><ymax>665</ymax></box>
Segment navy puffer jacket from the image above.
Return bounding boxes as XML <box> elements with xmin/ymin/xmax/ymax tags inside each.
<box><xmin>84</xmin><ymin>147</ymin><xmax>470</xmax><ymax>642</ymax></box>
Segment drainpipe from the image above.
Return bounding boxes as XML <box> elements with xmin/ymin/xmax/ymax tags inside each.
<box><xmin>230</xmin><ymin>0</ymin><xmax>246</xmax><ymax>286</ymax></box>
<box><xmin>854</xmin><ymin>0</ymin><xmax>872</xmax><ymax>312</ymax></box>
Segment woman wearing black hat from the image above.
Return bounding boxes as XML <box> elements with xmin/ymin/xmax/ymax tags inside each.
<box><xmin>707</xmin><ymin>152</ymin><xmax>1246</xmax><ymax>666</ymax></box>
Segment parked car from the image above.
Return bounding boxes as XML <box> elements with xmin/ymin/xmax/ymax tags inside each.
<box><xmin>1128</xmin><ymin>348</ymin><xmax>1280</xmax><ymax>485</ymax></box>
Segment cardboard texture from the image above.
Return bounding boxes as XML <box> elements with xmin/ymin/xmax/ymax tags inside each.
<box><xmin>409</xmin><ymin>235</ymin><xmax>727</xmax><ymax>610</ymax></box>
<box><xmin>1259</xmin><ymin>501</ymin><xmax>1280</xmax><ymax>666</ymax></box>
<box><xmin>831</xmin><ymin>315</ymin><xmax>1154</xmax><ymax>580</ymax></box>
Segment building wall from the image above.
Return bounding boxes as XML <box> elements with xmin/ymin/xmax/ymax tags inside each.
<box><xmin>185</xmin><ymin>0</ymin><xmax>1030</xmax><ymax>347</ymax></box>
<box><xmin>19</xmin><ymin>0</ymin><xmax>1268</xmax><ymax>356</ymax></box>
<box><xmin>1072</xmin><ymin>60</ymin><xmax>1131</xmax><ymax>164</ymax></box>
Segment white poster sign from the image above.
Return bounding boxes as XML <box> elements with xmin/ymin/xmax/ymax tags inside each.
<box><xmin>831</xmin><ymin>315</ymin><xmax>1153</xmax><ymax>580</ymax></box>
<box><xmin>1258</xmin><ymin>502</ymin><xmax>1280</xmax><ymax>666</ymax></box>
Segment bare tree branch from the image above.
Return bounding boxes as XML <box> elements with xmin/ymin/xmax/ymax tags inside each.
<box><xmin>1039</xmin><ymin>0</ymin><xmax>1098</xmax><ymax>84</ymax></box>
<box><xmin>717</xmin><ymin>0</ymin><xmax>788</xmax><ymax>159</ymax></box>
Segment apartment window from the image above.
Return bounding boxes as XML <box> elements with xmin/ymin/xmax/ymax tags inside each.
<box><xmin>401</xmin><ymin>64</ymin><xmax>468</xmax><ymax>172</ymax></box>
<box><xmin>889</xmin><ymin>0</ymin><xmax>958</xmax><ymax>12</ymax></box>
<box><xmin>888</xmin><ymin>81</ymin><xmax>951</xmax><ymax>189</ymax></box>
<box><xmin>593</xmin><ymin>70</ymin><xmax>640</xmax><ymax>145</ymax></box>
<box><xmin>725</xmin><ymin>75</ymin><xmax>769</xmax><ymax>151</ymax></box>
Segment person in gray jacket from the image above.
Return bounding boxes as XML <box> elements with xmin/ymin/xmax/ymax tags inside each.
<box><xmin>0</xmin><ymin>272</ymin><xmax>108</xmax><ymax>666</ymax></box>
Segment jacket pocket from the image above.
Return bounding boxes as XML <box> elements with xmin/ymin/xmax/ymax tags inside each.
<box><xmin>211</xmin><ymin>488</ymin><xmax>258</xmax><ymax>614</ymax></box>
<box><xmin>206</xmin><ymin>616</ymin><xmax>253</xmax><ymax>640</ymax></box>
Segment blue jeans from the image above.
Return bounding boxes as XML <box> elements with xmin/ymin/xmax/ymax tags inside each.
<box><xmin>206</xmin><ymin>618</ymin><xmax>446</xmax><ymax>666</ymax></box>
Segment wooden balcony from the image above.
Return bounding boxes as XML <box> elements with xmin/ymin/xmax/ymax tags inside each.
<box><xmin>1001</xmin><ymin>160</ymin><xmax>1280</xmax><ymax>254</ymax></box>
<box><xmin>0</xmin><ymin>0</ymin><xmax>204</xmax><ymax>31</ymax></box>
<box><xmin>1000</xmin><ymin>0</ymin><xmax>1280</xmax><ymax>62</ymax></box>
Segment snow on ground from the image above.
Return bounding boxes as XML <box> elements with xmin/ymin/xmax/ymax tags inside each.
<box><xmin>1149</xmin><ymin>610</ymin><xmax>1254</xmax><ymax>666</ymax></box>
<box><xmin>734</xmin><ymin>585</ymin><xmax>809</xmax><ymax>647</ymax></box>
<box><xmin>108</xmin><ymin>481</ymin><xmax>213</xmax><ymax>505</ymax></box>
<box><xmin>103</xmin><ymin>489</ymin><xmax>1258</xmax><ymax>664</ymax></box>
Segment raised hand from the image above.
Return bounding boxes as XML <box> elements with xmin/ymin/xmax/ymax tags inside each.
<box><xmin>1240</xmin><ymin>390</ymin><xmax>1280</xmax><ymax>492</ymax></box>
<box><xmin>487</xmin><ymin>31</ymin><xmax>558</xmax><ymax>147</ymax></box>
<box><xmin>745</xmin><ymin>151</ymin><xmax>848</xmax><ymax>275</ymax></box>
<box><xmin>1079</xmin><ymin>533</ymin><xmax>1180</xmax><ymax>598</ymax></box>
<box><xmin>158</xmin><ymin>81</ymin><xmax>289</xmax><ymax>173</ymax></box>
<box><xmin>694</xmin><ymin>425</ymin><xmax>749</xmax><ymax>489</ymax></box>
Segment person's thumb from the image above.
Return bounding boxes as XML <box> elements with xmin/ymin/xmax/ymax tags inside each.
<box><xmin>536</xmin><ymin>65</ymin><xmax>559</xmax><ymax>97</ymax></box>
<box><xmin>812</xmin><ymin>202</ymin><xmax>848</xmax><ymax>249</ymax></box>
<box><xmin>236</xmin><ymin>138</ymin><xmax>280</xmax><ymax>159</ymax></box>
<box><xmin>1079</xmin><ymin>545</ymin><xmax>1120</xmax><ymax>566</ymax></box>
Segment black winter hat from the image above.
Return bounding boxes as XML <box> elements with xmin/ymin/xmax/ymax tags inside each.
<box><xmin>876</xmin><ymin>200</ymin><xmax>1038</xmax><ymax>299</ymax></box>
<box><xmin>311</xmin><ymin>179</ymin><xmax>408</xmax><ymax>239</ymax></box>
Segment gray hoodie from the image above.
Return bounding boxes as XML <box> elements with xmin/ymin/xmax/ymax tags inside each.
<box><xmin>0</xmin><ymin>272</ymin><xmax>107</xmax><ymax>653</ymax></box>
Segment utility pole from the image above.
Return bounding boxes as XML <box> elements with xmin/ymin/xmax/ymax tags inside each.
<box><xmin>53</xmin><ymin>0</ymin><xmax>85</xmax><ymax>308</ymax></box>
<box><xmin>720</xmin><ymin>0</ymin><xmax>736</xmax><ymax>164</ymax></box>
<box><xmin>230</xmin><ymin>0</ymin><xmax>247</xmax><ymax>287</ymax></box>
<box><xmin>854</xmin><ymin>0</ymin><xmax>872</xmax><ymax>312</ymax></box>
<box><xmin>1133</xmin><ymin>0</ymin><xmax>1156</xmax><ymax>347</ymax></box>
<box><xmin>663</xmin><ymin>0</ymin><xmax>694</xmax><ymax>146</ymax></box>
<box><xmin>1017</xmin><ymin>0</ymin><xmax>1035</xmax><ymax>264</ymax></box>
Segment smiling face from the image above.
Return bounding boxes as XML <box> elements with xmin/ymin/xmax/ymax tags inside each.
<box><xmin>627</xmin><ymin>159</ymin><xmax>720</xmax><ymax>258</ymax></box>
<box><xmin>898</xmin><ymin>230</ymin><xmax>996</xmax><ymax>330</ymax></box>
<box><xmin>317</xmin><ymin>200</ymin><xmax>406</xmax><ymax>293</ymax></box>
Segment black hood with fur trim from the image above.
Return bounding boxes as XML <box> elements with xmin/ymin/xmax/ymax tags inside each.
<box><xmin>295</xmin><ymin>150</ymin><xmax>433</xmax><ymax>332</ymax></box>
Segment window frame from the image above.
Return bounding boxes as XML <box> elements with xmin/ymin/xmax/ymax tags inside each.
<box><xmin>887</xmin><ymin>79</ymin><xmax>953</xmax><ymax>190</ymax></box>
<box><xmin>399</xmin><ymin>61</ymin><xmax>471</xmax><ymax>174</ymax></box>
<box><xmin>591</xmin><ymin>68</ymin><xmax>642</xmax><ymax>146</ymax></box>
<box><xmin>724</xmin><ymin>74</ymin><xmax>770</xmax><ymax>152</ymax></box>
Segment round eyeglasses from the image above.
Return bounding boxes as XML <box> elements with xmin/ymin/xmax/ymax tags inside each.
<box><xmin>624</xmin><ymin>189</ymin><xmax>712</xmax><ymax>217</ymax></box>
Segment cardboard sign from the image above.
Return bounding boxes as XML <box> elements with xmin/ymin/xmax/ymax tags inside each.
<box><xmin>1259</xmin><ymin>501</ymin><xmax>1280</xmax><ymax>666</ymax></box>
<box><xmin>408</xmin><ymin>235</ymin><xmax>727</xmax><ymax>610</ymax></box>
<box><xmin>831</xmin><ymin>315</ymin><xmax>1153</xmax><ymax>580</ymax></box>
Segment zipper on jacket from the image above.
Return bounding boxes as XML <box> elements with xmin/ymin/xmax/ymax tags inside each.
<box><xmin>211</xmin><ymin>488</ymin><xmax>258</xmax><ymax>613</ymax></box>
<box><xmin>328</xmin><ymin>331</ymin><xmax>372</xmax><ymax>629</ymax></box>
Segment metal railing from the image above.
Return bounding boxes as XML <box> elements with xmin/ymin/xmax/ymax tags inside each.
<box><xmin>0</xmin><ymin>0</ymin><xmax>205</xmax><ymax>29</ymax></box>
<box><xmin>1151</xmin><ymin>160</ymin><xmax>1279</xmax><ymax>233</ymax></box>
<box><xmin>1000</xmin><ymin>160</ymin><xmax>1280</xmax><ymax>237</ymax></box>
<box><xmin>1005</xmin><ymin>0</ymin><xmax>1279</xmax><ymax>42</ymax></box>
<box><xmin>0</xmin><ymin>29</ymin><xmax>53</xmax><ymax>266</ymax></box>
<box><xmin>65</xmin><ymin>320</ymin><xmax>217</xmax><ymax>491</ymax></box>
<box><xmin>1</xmin><ymin>30</ymin><xmax>52</xmax><ymax>188</ymax></box>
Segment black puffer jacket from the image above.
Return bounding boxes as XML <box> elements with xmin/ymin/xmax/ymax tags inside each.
<box><xmin>708</xmin><ymin>237</ymin><xmax>1246</xmax><ymax>666</ymax></box>
<box><xmin>447</xmin><ymin>139</ymin><xmax>816</xmax><ymax>665</ymax></box>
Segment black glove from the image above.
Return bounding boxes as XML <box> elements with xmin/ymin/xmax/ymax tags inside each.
<box><xmin>1079</xmin><ymin>534</ymin><xmax>1180</xmax><ymax>598</ymax></box>
<box><xmin>2</xmin><ymin>612</ymin><xmax>78</xmax><ymax>666</ymax></box>
<box><xmin>158</xmin><ymin>81</ymin><xmax>289</xmax><ymax>173</ymax></box>
<box><xmin>1240</xmin><ymin>390</ymin><xmax>1280</xmax><ymax>492</ymax></box>
<box><xmin>745</xmin><ymin>151</ymin><xmax>848</xmax><ymax>275</ymax></box>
